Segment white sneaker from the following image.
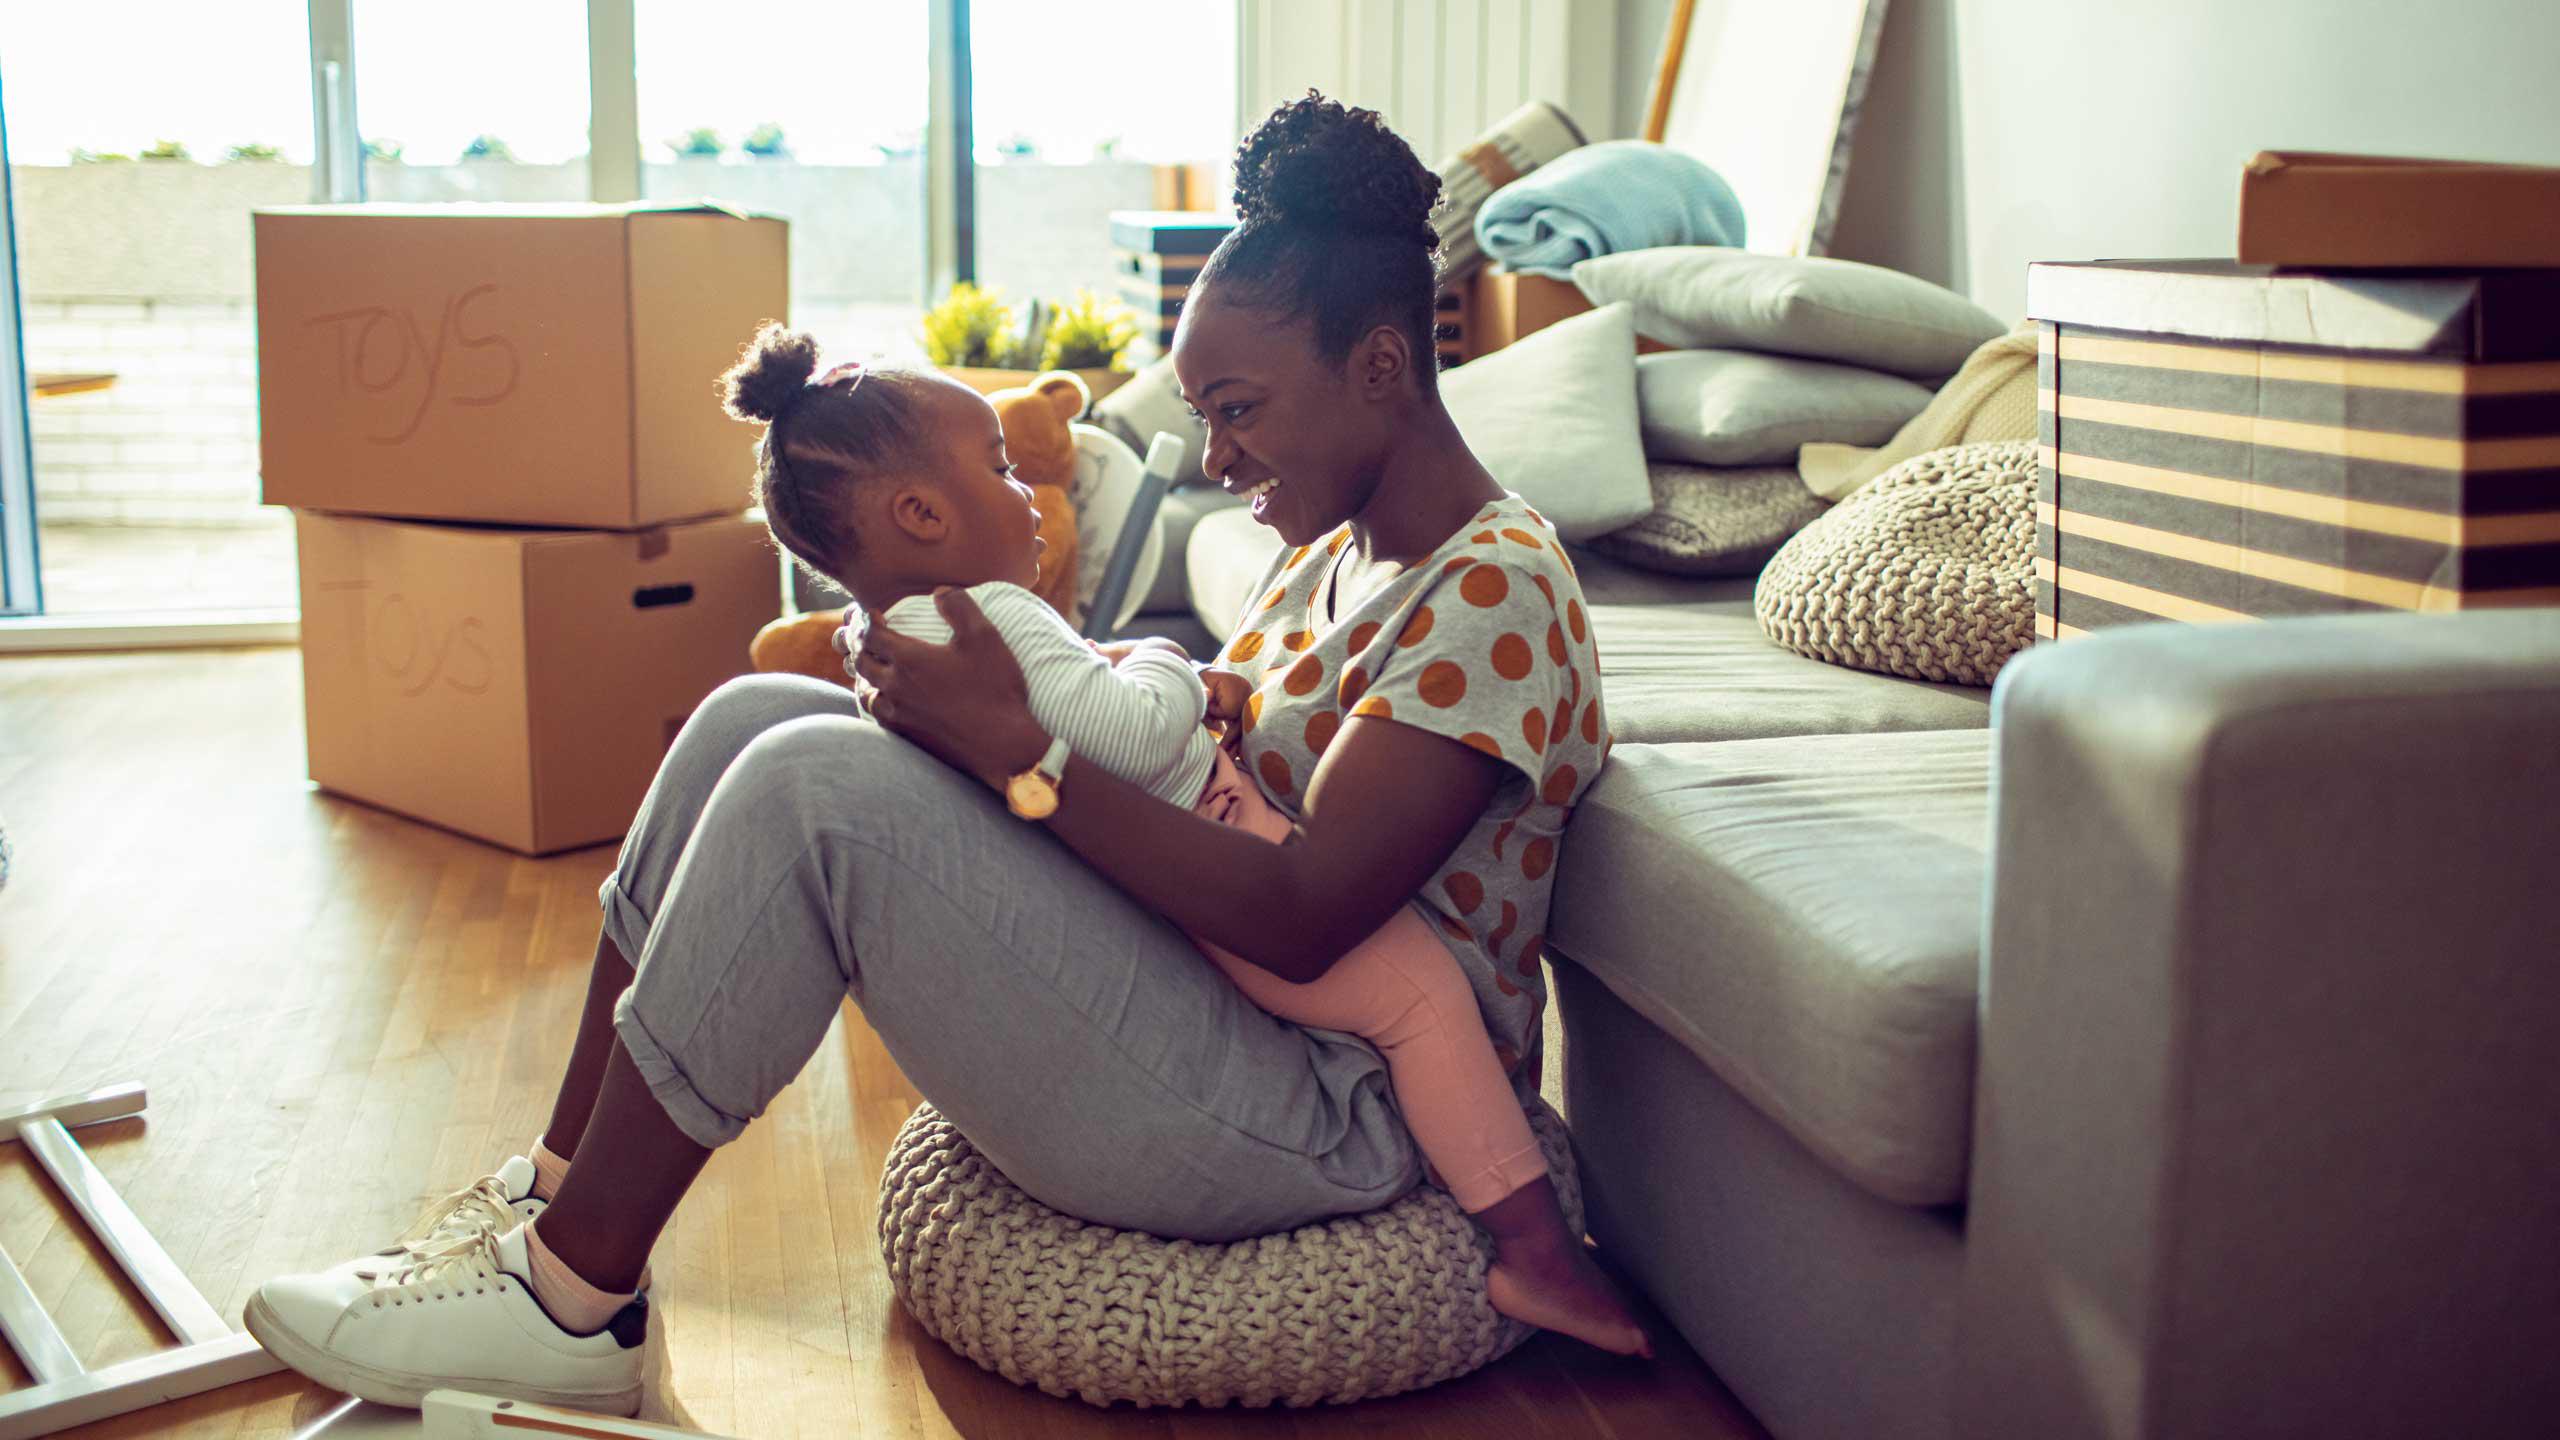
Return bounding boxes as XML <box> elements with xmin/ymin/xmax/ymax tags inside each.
<box><xmin>244</xmin><ymin>1223</ymin><xmax>647</xmax><ymax>1415</ymax></box>
<box><xmin>355</xmin><ymin>1156</ymin><xmax>650</xmax><ymax>1291</ymax></box>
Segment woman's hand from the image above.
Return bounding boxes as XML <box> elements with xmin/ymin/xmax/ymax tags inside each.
<box><xmin>850</xmin><ymin>590</ymin><xmax>1049</xmax><ymax>791</ymax></box>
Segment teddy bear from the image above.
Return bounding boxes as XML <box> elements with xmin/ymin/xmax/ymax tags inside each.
<box><xmin>748</xmin><ymin>369</ymin><xmax>1090</xmax><ymax>685</ymax></box>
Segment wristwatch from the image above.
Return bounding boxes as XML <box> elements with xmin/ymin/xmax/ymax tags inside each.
<box><xmin>1005</xmin><ymin>735</ymin><xmax>1072</xmax><ymax>820</ymax></box>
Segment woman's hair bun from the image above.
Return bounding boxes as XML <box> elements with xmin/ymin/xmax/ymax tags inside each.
<box><xmin>722</xmin><ymin>322</ymin><xmax>821</xmax><ymax>424</ymax></box>
<box><xmin>1231</xmin><ymin>91</ymin><xmax>1441</xmax><ymax>254</ymax></box>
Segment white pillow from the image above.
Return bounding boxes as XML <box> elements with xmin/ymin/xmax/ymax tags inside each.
<box><xmin>1637</xmin><ymin>350</ymin><xmax>1933</xmax><ymax>467</ymax></box>
<box><xmin>1575</xmin><ymin>248</ymin><xmax>2007</xmax><ymax>379</ymax></box>
<box><xmin>1441</xmin><ymin>302</ymin><xmax>1651</xmax><ymax>541</ymax></box>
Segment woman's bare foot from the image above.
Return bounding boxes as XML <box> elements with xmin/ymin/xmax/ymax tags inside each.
<box><xmin>1486</xmin><ymin>1231</ymin><xmax>1654</xmax><ymax>1358</ymax></box>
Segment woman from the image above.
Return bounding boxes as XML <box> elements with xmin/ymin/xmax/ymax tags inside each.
<box><xmin>244</xmin><ymin>94</ymin><xmax>1635</xmax><ymax>1416</ymax></box>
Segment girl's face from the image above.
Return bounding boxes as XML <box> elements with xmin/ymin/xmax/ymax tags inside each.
<box><xmin>1169</xmin><ymin>289</ymin><xmax>1394</xmax><ymax>549</ymax></box>
<box><xmin>885</xmin><ymin>380</ymin><xmax>1044</xmax><ymax>591</ymax></box>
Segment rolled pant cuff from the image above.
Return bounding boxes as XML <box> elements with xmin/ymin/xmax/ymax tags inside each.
<box><xmin>612</xmin><ymin>987</ymin><xmax>749</xmax><ymax>1150</ymax></box>
<box><xmin>1446</xmin><ymin>1141</ymin><xmax>1555</xmax><ymax>1214</ymax></box>
<box><xmin>597</xmin><ymin>871</ymin><xmax>652</xmax><ymax>963</ymax></box>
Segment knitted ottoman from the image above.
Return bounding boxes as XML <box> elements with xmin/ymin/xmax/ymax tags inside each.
<box><xmin>876</xmin><ymin>1098</ymin><xmax>1583</xmax><ymax>1408</ymax></box>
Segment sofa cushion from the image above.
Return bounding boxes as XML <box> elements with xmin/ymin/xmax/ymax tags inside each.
<box><xmin>1551</xmin><ymin>732</ymin><xmax>1993</xmax><ymax>1206</ymax></box>
<box><xmin>1140</xmin><ymin>484</ymin><xmax>1245</xmax><ymax>616</ymax></box>
<box><xmin>1190</xmin><ymin>507</ymin><xmax>1993</xmax><ymax>742</ymax></box>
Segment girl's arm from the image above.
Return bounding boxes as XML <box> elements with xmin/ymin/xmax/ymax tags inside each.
<box><xmin>856</xmin><ymin>589</ymin><xmax>1504</xmax><ymax>984</ymax></box>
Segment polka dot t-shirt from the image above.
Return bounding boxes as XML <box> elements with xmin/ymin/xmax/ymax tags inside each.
<box><xmin>1217</xmin><ymin>492</ymin><xmax>1612</xmax><ymax>1094</ymax></box>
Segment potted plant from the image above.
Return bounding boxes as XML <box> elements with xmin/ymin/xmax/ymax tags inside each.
<box><xmin>919</xmin><ymin>284</ymin><xmax>1137</xmax><ymax>408</ymax></box>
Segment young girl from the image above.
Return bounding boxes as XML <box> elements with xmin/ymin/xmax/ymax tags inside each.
<box><xmin>723</xmin><ymin>321</ymin><xmax>1649</xmax><ymax>1357</ymax></box>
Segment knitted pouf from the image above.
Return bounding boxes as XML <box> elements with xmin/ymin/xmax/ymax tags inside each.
<box><xmin>1754</xmin><ymin>438</ymin><xmax>2038</xmax><ymax>685</ymax></box>
<box><xmin>876</xmin><ymin>1098</ymin><xmax>1582</xmax><ymax>1409</ymax></box>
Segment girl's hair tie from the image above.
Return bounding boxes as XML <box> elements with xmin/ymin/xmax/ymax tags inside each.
<box><xmin>815</xmin><ymin>360</ymin><xmax>867</xmax><ymax>397</ymax></box>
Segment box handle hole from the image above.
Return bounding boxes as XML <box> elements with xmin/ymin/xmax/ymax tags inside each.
<box><xmin>633</xmin><ymin>583</ymin><xmax>695</xmax><ymax>610</ymax></box>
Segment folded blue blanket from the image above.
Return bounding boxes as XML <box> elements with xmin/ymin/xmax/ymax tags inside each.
<box><xmin>1474</xmin><ymin>140</ymin><xmax>1745</xmax><ymax>279</ymax></box>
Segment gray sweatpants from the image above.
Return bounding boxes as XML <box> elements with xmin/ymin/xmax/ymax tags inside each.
<box><xmin>601</xmin><ymin>675</ymin><xmax>1421</xmax><ymax>1242</ymax></box>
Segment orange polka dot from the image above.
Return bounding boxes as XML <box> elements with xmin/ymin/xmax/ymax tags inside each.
<box><xmin>1282</xmin><ymin>629</ymin><xmax>1313</xmax><ymax>652</ymax></box>
<box><xmin>1346</xmin><ymin>621</ymin><xmax>1381</xmax><ymax>653</ymax></box>
<box><xmin>1567</xmin><ymin>599</ymin><xmax>1587</xmax><ymax>642</ymax></box>
<box><xmin>1304</xmin><ymin>709</ymin><xmax>1340</xmax><ymax>754</ymax></box>
<box><xmin>1338</xmin><ymin>666</ymin><xmax>1370</xmax><ymax>708</ymax></box>
<box><xmin>1471</xmin><ymin>530</ymin><xmax>1498</xmax><ymax>544</ymax></box>
<box><xmin>1502</xmin><ymin>528</ymin><xmax>1543</xmax><ymax>548</ymax></box>
<box><xmin>1227</xmin><ymin>631</ymin><xmax>1265</xmax><ymax>662</ymax></box>
<box><xmin>1522</xmin><ymin>837</ymin><xmax>1554</xmax><ymax>881</ymax></box>
<box><xmin>1353</xmin><ymin>695</ymin><xmax>1395</xmax><ymax>720</ymax></box>
<box><xmin>1516</xmin><ymin>933</ymin><xmax>1544</xmax><ymax>977</ymax></box>
<box><xmin>1580</xmin><ymin>698</ymin><xmax>1601</xmax><ymax>744</ymax></box>
<box><xmin>1546</xmin><ymin>622</ymin><xmax>1568</xmax><ymax>666</ymax></box>
<box><xmin>1543</xmin><ymin>763</ymin><xmax>1580</xmax><ymax>808</ymax></box>
<box><xmin>1494</xmin><ymin>818</ymin><xmax>1517</xmax><ymax>860</ymax></box>
<box><xmin>1283</xmin><ymin>652</ymin><xmax>1325</xmax><ymax>696</ymax></box>
<box><xmin>1531</xmin><ymin>574</ymin><xmax>1556</xmax><ymax>606</ymax></box>
<box><xmin>1495</xmin><ymin>1043</ymin><xmax>1522</xmax><ymax>1073</ymax></box>
<box><xmin>1487</xmin><ymin>900</ymin><xmax>1519</xmax><ymax>957</ymax></box>
<box><xmin>1552</xmin><ymin>695</ymin><xmax>1573</xmax><ymax>747</ymax></box>
<box><xmin>1522</xmin><ymin>706</ymin><xmax>1548</xmax><ymax>754</ymax></box>
<box><xmin>1261</xmin><ymin>586</ymin><xmax>1288</xmax><ymax>611</ymax></box>
<box><xmin>1328</xmin><ymin>531</ymin><xmax>1350</xmax><ymax>553</ymax></box>
<box><xmin>1258</xmin><ymin>749</ymin><xmax>1294</xmax><ymax>796</ymax></box>
<box><xmin>1458</xmin><ymin>731</ymin><xmax>1503</xmax><ymax>759</ymax></box>
<box><xmin>1443</xmin><ymin>555</ymin><xmax>1475</xmax><ymax>576</ymax></box>
<box><xmin>1460</xmin><ymin>564</ymin><xmax>1510</xmax><ymax>608</ymax></box>
<box><xmin>1245</xmin><ymin>690</ymin><xmax>1265</xmax><ymax>730</ymax></box>
<box><xmin>1398</xmin><ymin>607</ymin><xmax>1436</xmax><ymax>647</ymax></box>
<box><xmin>1444</xmin><ymin>871</ymin><xmax>1485</xmax><ymax>914</ymax></box>
<box><xmin>1494</xmin><ymin>973</ymin><xmax>1522</xmax><ymax>997</ymax></box>
<box><xmin>1438</xmin><ymin>910</ymin><xmax>1472</xmax><ymax>943</ymax></box>
<box><xmin>1288</xmin><ymin>545</ymin><xmax>1311</xmax><ymax>565</ymax></box>
<box><xmin>1491</xmin><ymin>633</ymin><xmax>1534</xmax><ymax>680</ymax></box>
<box><xmin>1418</xmin><ymin>661</ymin><xmax>1468</xmax><ymax>708</ymax></box>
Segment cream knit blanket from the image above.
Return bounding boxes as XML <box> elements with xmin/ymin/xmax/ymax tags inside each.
<box><xmin>1796</xmin><ymin>319</ymin><xmax>2040</xmax><ymax>502</ymax></box>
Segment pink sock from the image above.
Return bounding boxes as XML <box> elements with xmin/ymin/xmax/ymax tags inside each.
<box><xmin>521</xmin><ymin>1220</ymin><xmax>634</xmax><ymax>1335</ymax></box>
<box><xmin>530</xmin><ymin>1141</ymin><xmax>572</xmax><ymax>1203</ymax></box>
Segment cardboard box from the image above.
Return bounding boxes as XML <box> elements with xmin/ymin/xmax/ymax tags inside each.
<box><xmin>257</xmin><ymin>203</ymin><xmax>788</xmax><ymax>529</ymax></box>
<box><xmin>1111</xmin><ymin>210</ymin><xmax>1235</xmax><ymax>360</ymax></box>
<box><xmin>2238</xmin><ymin>151</ymin><xmax>2560</xmax><ymax>269</ymax></box>
<box><xmin>294</xmin><ymin>510</ymin><xmax>781</xmax><ymax>854</ymax></box>
<box><xmin>2027</xmin><ymin>259</ymin><xmax>2560</xmax><ymax>639</ymax></box>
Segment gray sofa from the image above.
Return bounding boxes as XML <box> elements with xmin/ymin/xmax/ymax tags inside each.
<box><xmin>1182</xmin><ymin>498</ymin><xmax>2560</xmax><ymax>1440</ymax></box>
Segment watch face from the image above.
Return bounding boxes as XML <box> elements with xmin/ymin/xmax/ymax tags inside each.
<box><xmin>1007</xmin><ymin>773</ymin><xmax>1059</xmax><ymax>820</ymax></box>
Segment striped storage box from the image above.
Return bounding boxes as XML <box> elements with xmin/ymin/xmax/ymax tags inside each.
<box><xmin>1110</xmin><ymin>211</ymin><xmax>1235</xmax><ymax>361</ymax></box>
<box><xmin>2029</xmin><ymin>260</ymin><xmax>2560</xmax><ymax>638</ymax></box>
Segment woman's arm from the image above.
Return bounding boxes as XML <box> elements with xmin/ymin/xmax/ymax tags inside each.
<box><xmin>855</xmin><ymin>590</ymin><xmax>1504</xmax><ymax>983</ymax></box>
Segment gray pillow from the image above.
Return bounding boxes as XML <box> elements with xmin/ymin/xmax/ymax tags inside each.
<box><xmin>1441</xmin><ymin>302</ymin><xmax>1653</xmax><ymax>541</ymax></box>
<box><xmin>1638</xmin><ymin>350</ymin><xmax>1932</xmax><ymax>467</ymax></box>
<box><xmin>1089</xmin><ymin>356</ymin><xmax>1210</xmax><ymax>487</ymax></box>
<box><xmin>1586</xmin><ymin>462</ymin><xmax>1829</xmax><ymax>577</ymax></box>
<box><xmin>1576</xmin><ymin>247</ymin><xmax>2007</xmax><ymax>379</ymax></box>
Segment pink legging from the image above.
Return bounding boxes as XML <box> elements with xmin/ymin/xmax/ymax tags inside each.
<box><xmin>1186</xmin><ymin>747</ymin><xmax>1548</xmax><ymax>1213</ymax></box>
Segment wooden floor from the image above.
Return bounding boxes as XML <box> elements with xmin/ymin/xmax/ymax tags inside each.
<box><xmin>0</xmin><ymin>647</ymin><xmax>1769</xmax><ymax>1440</ymax></box>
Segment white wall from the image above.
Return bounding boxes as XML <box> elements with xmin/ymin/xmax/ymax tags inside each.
<box><xmin>1621</xmin><ymin>0</ymin><xmax>2560</xmax><ymax>319</ymax></box>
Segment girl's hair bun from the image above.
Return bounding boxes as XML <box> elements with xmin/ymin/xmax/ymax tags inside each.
<box><xmin>1231</xmin><ymin>91</ymin><xmax>1441</xmax><ymax>254</ymax></box>
<box><xmin>722</xmin><ymin>322</ymin><xmax>821</xmax><ymax>424</ymax></box>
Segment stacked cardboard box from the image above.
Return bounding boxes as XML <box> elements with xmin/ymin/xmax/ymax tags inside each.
<box><xmin>255</xmin><ymin>203</ymin><xmax>791</xmax><ymax>853</ymax></box>
<box><xmin>2027</xmin><ymin>259</ymin><xmax>2560</xmax><ymax>639</ymax></box>
<box><xmin>1110</xmin><ymin>211</ymin><xmax>1235</xmax><ymax>362</ymax></box>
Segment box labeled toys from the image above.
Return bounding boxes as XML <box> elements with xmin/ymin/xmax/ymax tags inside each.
<box><xmin>293</xmin><ymin>511</ymin><xmax>778</xmax><ymax>854</ymax></box>
<box><xmin>2027</xmin><ymin>260</ymin><xmax>2560</xmax><ymax>638</ymax></box>
<box><xmin>256</xmin><ymin>202</ymin><xmax>787</xmax><ymax>529</ymax></box>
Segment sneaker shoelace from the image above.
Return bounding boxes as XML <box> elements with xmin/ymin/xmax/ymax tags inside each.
<box><xmin>375</xmin><ymin>1229</ymin><xmax>510</xmax><ymax>1308</ymax></box>
<box><xmin>387</xmin><ymin>1173</ymin><xmax>523</xmax><ymax>1258</ymax></box>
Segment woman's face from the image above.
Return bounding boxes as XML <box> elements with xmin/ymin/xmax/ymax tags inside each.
<box><xmin>1170</xmin><ymin>290</ymin><xmax>1390</xmax><ymax>548</ymax></box>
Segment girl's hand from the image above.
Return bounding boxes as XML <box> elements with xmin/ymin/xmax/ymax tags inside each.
<box><xmin>1202</xmin><ymin>667</ymin><xmax>1251</xmax><ymax>749</ymax></box>
<box><xmin>852</xmin><ymin>589</ymin><xmax>1048</xmax><ymax>791</ymax></box>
